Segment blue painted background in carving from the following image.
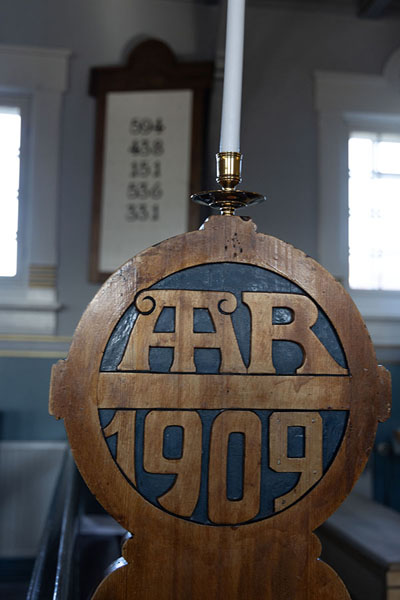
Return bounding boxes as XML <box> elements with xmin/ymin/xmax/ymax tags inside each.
<box><xmin>99</xmin><ymin>408</ymin><xmax>347</xmax><ymax>524</ymax></box>
<box><xmin>99</xmin><ymin>263</ymin><xmax>348</xmax><ymax>524</ymax></box>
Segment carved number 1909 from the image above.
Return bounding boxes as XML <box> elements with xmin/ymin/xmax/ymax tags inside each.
<box><xmin>104</xmin><ymin>409</ymin><xmax>323</xmax><ymax>525</ymax></box>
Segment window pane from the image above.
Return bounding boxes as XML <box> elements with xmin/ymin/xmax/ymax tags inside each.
<box><xmin>0</xmin><ymin>107</ymin><xmax>21</xmax><ymax>277</ymax></box>
<box><xmin>348</xmin><ymin>137</ymin><xmax>373</xmax><ymax>177</ymax></box>
<box><xmin>376</xmin><ymin>141</ymin><xmax>400</xmax><ymax>175</ymax></box>
<box><xmin>349</xmin><ymin>133</ymin><xmax>400</xmax><ymax>291</ymax></box>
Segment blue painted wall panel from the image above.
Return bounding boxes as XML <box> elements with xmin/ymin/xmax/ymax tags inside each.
<box><xmin>0</xmin><ymin>357</ymin><xmax>65</xmax><ymax>440</ymax></box>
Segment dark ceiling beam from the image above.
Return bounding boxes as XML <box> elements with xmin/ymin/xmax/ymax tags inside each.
<box><xmin>359</xmin><ymin>0</ymin><xmax>393</xmax><ymax>18</ymax></box>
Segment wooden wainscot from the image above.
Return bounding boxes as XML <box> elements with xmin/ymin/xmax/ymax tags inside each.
<box><xmin>50</xmin><ymin>215</ymin><xmax>391</xmax><ymax>599</ymax></box>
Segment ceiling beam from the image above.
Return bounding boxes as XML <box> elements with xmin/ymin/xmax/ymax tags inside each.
<box><xmin>359</xmin><ymin>0</ymin><xmax>393</xmax><ymax>18</ymax></box>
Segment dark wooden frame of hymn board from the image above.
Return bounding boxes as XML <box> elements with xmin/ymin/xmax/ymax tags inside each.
<box><xmin>88</xmin><ymin>38</ymin><xmax>213</xmax><ymax>283</ymax></box>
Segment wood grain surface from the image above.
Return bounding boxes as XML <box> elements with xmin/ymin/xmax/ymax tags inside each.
<box><xmin>50</xmin><ymin>215</ymin><xmax>391</xmax><ymax>599</ymax></box>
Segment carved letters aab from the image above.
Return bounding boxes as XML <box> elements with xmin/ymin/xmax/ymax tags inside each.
<box><xmin>118</xmin><ymin>289</ymin><xmax>347</xmax><ymax>375</ymax></box>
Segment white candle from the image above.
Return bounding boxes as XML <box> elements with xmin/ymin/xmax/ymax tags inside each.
<box><xmin>219</xmin><ymin>0</ymin><xmax>246</xmax><ymax>153</ymax></box>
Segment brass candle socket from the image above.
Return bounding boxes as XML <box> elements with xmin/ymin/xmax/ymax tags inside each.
<box><xmin>191</xmin><ymin>152</ymin><xmax>266</xmax><ymax>216</ymax></box>
<box><xmin>216</xmin><ymin>152</ymin><xmax>242</xmax><ymax>190</ymax></box>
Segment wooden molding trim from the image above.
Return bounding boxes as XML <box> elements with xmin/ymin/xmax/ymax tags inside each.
<box><xmin>29</xmin><ymin>265</ymin><xmax>57</xmax><ymax>289</ymax></box>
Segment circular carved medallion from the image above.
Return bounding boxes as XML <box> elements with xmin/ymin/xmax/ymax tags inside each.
<box><xmin>50</xmin><ymin>216</ymin><xmax>390</xmax><ymax>578</ymax></box>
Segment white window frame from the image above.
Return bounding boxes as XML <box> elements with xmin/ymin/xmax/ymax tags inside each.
<box><xmin>0</xmin><ymin>46</ymin><xmax>70</xmax><ymax>334</ymax></box>
<box><xmin>315</xmin><ymin>48</ymin><xmax>400</xmax><ymax>360</ymax></box>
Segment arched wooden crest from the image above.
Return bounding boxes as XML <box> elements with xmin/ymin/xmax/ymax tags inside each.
<box><xmin>50</xmin><ymin>216</ymin><xmax>391</xmax><ymax>599</ymax></box>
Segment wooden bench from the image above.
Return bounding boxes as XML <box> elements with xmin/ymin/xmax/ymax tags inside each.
<box><xmin>318</xmin><ymin>492</ymin><xmax>400</xmax><ymax>600</ymax></box>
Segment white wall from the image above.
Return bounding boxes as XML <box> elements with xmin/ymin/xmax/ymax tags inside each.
<box><xmin>1</xmin><ymin>1</ymin><xmax>400</xmax><ymax>334</ymax></box>
<box><xmin>0</xmin><ymin>0</ymin><xmax>219</xmax><ymax>334</ymax></box>
<box><xmin>239</xmin><ymin>6</ymin><xmax>400</xmax><ymax>256</ymax></box>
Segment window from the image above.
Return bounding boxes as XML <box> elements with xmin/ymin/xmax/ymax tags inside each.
<box><xmin>348</xmin><ymin>132</ymin><xmax>400</xmax><ymax>291</ymax></box>
<box><xmin>0</xmin><ymin>103</ymin><xmax>25</xmax><ymax>278</ymax></box>
<box><xmin>0</xmin><ymin>45</ymin><xmax>70</xmax><ymax>335</ymax></box>
<box><xmin>0</xmin><ymin>106</ymin><xmax>21</xmax><ymax>277</ymax></box>
<box><xmin>315</xmin><ymin>51</ymin><xmax>400</xmax><ymax>359</ymax></box>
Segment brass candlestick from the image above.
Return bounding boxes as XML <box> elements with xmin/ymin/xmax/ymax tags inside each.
<box><xmin>191</xmin><ymin>151</ymin><xmax>265</xmax><ymax>216</ymax></box>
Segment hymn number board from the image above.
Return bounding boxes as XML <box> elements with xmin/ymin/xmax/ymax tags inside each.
<box><xmin>99</xmin><ymin>90</ymin><xmax>192</xmax><ymax>274</ymax></box>
<box><xmin>89</xmin><ymin>39</ymin><xmax>213</xmax><ymax>282</ymax></box>
<box><xmin>51</xmin><ymin>217</ymin><xmax>390</xmax><ymax>599</ymax></box>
